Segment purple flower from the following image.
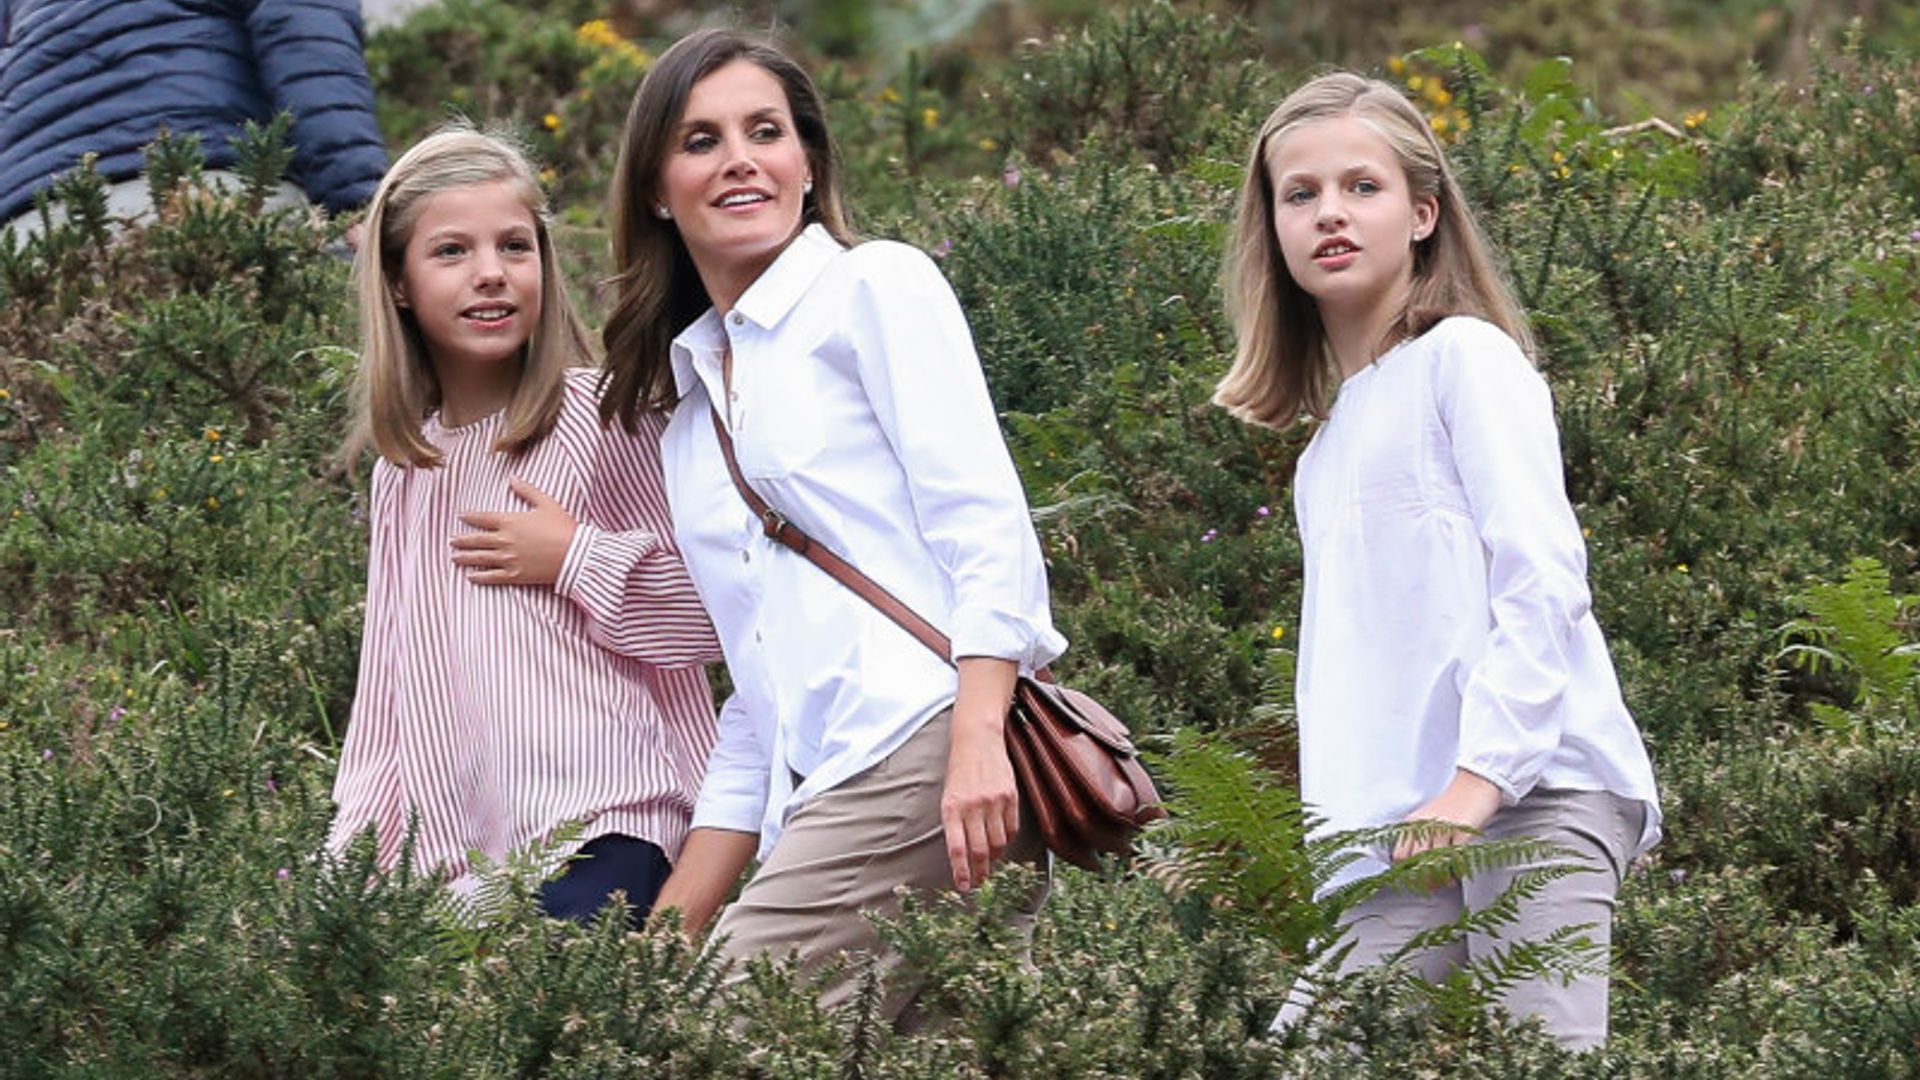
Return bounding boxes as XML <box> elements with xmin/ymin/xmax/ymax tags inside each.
<box><xmin>108</xmin><ymin>705</ymin><xmax>127</xmax><ymax>724</ymax></box>
<box><xmin>1002</xmin><ymin>164</ymin><xmax>1023</xmax><ymax>189</ymax></box>
<box><xmin>265</xmin><ymin>776</ymin><xmax>278</xmax><ymax>794</ymax></box>
<box><xmin>276</xmin><ymin>867</ymin><xmax>290</xmax><ymax>881</ymax></box>
<box><xmin>1910</xmin><ymin>229</ymin><xmax>1920</xmax><ymax>244</ymax></box>
<box><xmin>1200</xmin><ymin>528</ymin><xmax>1219</xmax><ymax>544</ymax></box>
<box><xmin>1255</xmin><ymin>505</ymin><xmax>1271</xmax><ymax>519</ymax></box>
<box><xmin>41</xmin><ymin>748</ymin><xmax>53</xmax><ymax>761</ymax></box>
<box><xmin>932</xmin><ymin>237</ymin><xmax>954</xmax><ymax>259</ymax></box>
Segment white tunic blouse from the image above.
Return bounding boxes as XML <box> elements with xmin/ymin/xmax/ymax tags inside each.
<box><xmin>1293</xmin><ymin>316</ymin><xmax>1661</xmax><ymax>892</ymax></box>
<box><xmin>661</xmin><ymin>224</ymin><xmax>1067</xmax><ymax>858</ymax></box>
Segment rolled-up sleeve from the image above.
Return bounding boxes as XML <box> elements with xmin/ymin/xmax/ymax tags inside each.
<box><xmin>690</xmin><ymin>693</ymin><xmax>771</xmax><ymax>833</ymax></box>
<box><xmin>1437</xmin><ymin>323</ymin><xmax>1592</xmax><ymax>803</ymax></box>
<box><xmin>843</xmin><ymin>244</ymin><xmax>1066</xmax><ymax>671</ymax></box>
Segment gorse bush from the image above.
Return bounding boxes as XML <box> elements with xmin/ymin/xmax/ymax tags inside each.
<box><xmin>2</xmin><ymin>2</ymin><xmax>1919</xmax><ymax>1075</ymax></box>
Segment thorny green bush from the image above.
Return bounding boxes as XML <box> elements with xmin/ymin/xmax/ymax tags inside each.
<box><xmin>1</xmin><ymin>4</ymin><xmax>1918</xmax><ymax>1075</ymax></box>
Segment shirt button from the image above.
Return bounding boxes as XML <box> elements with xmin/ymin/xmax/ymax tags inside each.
<box><xmin>741</xmin><ymin>549</ymin><xmax>750</xmax><ymax>563</ymax></box>
<box><xmin>730</xmin><ymin>312</ymin><xmax>744</xmax><ymax>326</ymax></box>
<box><xmin>754</xmin><ymin>630</ymin><xmax>763</xmax><ymax>644</ymax></box>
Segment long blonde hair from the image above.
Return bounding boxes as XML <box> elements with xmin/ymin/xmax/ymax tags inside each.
<box><xmin>348</xmin><ymin>125</ymin><xmax>592</xmax><ymax>466</ymax></box>
<box><xmin>1214</xmin><ymin>72</ymin><xmax>1534</xmax><ymax>429</ymax></box>
<box><xmin>599</xmin><ymin>28</ymin><xmax>855</xmax><ymax>431</ymax></box>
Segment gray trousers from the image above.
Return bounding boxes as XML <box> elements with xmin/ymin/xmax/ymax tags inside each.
<box><xmin>711</xmin><ymin>710</ymin><xmax>1048</xmax><ymax>1021</ymax></box>
<box><xmin>1278</xmin><ymin>787</ymin><xmax>1646</xmax><ymax>1049</ymax></box>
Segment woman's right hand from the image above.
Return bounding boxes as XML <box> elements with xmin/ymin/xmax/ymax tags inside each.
<box><xmin>941</xmin><ymin>657</ymin><xmax>1021</xmax><ymax>892</ymax></box>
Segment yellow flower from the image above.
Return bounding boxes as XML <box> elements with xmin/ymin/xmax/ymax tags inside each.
<box><xmin>1676</xmin><ymin>563</ymin><xmax>1690</xmax><ymax>574</ymax></box>
<box><xmin>204</xmin><ymin>427</ymin><xmax>220</xmax><ymax>442</ymax></box>
<box><xmin>1551</xmin><ymin>150</ymin><xmax>1565</xmax><ymax>165</ymax></box>
<box><xmin>1408</xmin><ymin>75</ymin><xmax>1425</xmax><ymax>92</ymax></box>
<box><xmin>538</xmin><ymin>167</ymin><xmax>557</xmax><ymax>186</ymax></box>
<box><xmin>1426</xmin><ymin>84</ymin><xmax>1451</xmax><ymax>106</ymax></box>
<box><xmin>879</xmin><ymin>86</ymin><xmax>900</xmax><ymax>104</ymax></box>
<box><xmin>1554</xmin><ymin>165</ymin><xmax>1571</xmax><ymax>180</ymax></box>
<box><xmin>1430</xmin><ymin>114</ymin><xmax>1450</xmax><ymax>134</ymax></box>
<box><xmin>921</xmin><ymin>106</ymin><xmax>939</xmax><ymax>130</ymax></box>
<box><xmin>209</xmin><ymin>454</ymin><xmax>223</xmax><ymax>464</ymax></box>
<box><xmin>977</xmin><ymin>137</ymin><xmax>999</xmax><ymax>152</ymax></box>
<box><xmin>1270</xmin><ymin>626</ymin><xmax>1285</xmax><ymax>640</ymax></box>
<box><xmin>222</xmin><ymin>789</ymin><xmax>236</xmax><ymax>798</ymax></box>
<box><xmin>1509</xmin><ymin>162</ymin><xmax>1526</xmax><ymax>174</ymax></box>
<box><xmin>205</xmin><ymin>496</ymin><xmax>219</xmax><ymax>510</ymax></box>
<box><xmin>1684</xmin><ymin>109</ymin><xmax>1708</xmax><ymax>130</ymax></box>
<box><xmin>153</xmin><ymin>488</ymin><xmax>168</xmax><ymax>500</ymax></box>
<box><xmin>543</xmin><ymin>112</ymin><xmax>562</xmax><ymax>132</ymax></box>
<box><xmin>575</xmin><ymin>19</ymin><xmax>617</xmax><ymax>49</ymax></box>
<box><xmin>1387</xmin><ymin>56</ymin><xmax>1407</xmax><ymax>76</ymax></box>
<box><xmin>0</xmin><ymin>388</ymin><xmax>11</xmax><ymax>400</ymax></box>
<box><xmin>1582</xmin><ymin>526</ymin><xmax>1592</xmax><ymax>538</ymax></box>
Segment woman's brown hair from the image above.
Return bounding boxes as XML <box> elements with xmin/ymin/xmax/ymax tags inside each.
<box><xmin>599</xmin><ymin>28</ymin><xmax>855</xmax><ymax>430</ymax></box>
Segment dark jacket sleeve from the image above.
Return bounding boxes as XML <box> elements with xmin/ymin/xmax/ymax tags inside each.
<box><xmin>243</xmin><ymin>0</ymin><xmax>387</xmax><ymax>214</ymax></box>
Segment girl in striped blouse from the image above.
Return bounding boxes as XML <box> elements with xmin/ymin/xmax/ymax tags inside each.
<box><xmin>327</xmin><ymin>127</ymin><xmax>721</xmax><ymax>925</ymax></box>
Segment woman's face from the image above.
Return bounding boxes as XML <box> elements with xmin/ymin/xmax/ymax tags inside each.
<box><xmin>657</xmin><ymin>59</ymin><xmax>813</xmax><ymax>307</ymax></box>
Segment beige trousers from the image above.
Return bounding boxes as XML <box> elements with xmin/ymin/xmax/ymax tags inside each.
<box><xmin>1277</xmin><ymin>787</ymin><xmax>1648</xmax><ymax>1049</ymax></box>
<box><xmin>711</xmin><ymin>710</ymin><xmax>1047</xmax><ymax>1020</ymax></box>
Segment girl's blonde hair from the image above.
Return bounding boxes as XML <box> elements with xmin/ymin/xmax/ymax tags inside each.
<box><xmin>1214</xmin><ymin>71</ymin><xmax>1534</xmax><ymax>429</ymax></box>
<box><xmin>348</xmin><ymin>124</ymin><xmax>592</xmax><ymax>466</ymax></box>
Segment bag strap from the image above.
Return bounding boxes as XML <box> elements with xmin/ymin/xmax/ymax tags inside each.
<box><xmin>709</xmin><ymin>405</ymin><xmax>957</xmax><ymax>665</ymax></box>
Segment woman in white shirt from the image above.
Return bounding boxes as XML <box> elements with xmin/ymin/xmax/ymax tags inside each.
<box><xmin>1213</xmin><ymin>73</ymin><xmax>1660</xmax><ymax>1047</ymax></box>
<box><xmin>596</xmin><ymin>29</ymin><xmax>1065</xmax><ymax>1020</ymax></box>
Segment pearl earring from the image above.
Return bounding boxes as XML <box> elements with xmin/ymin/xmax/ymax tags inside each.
<box><xmin>654</xmin><ymin>204</ymin><xmax>671</xmax><ymax>221</ymax></box>
<box><xmin>803</xmin><ymin>179</ymin><xmax>814</xmax><ymax>196</ymax></box>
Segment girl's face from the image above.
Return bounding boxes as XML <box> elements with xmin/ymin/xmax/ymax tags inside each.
<box><xmin>658</xmin><ymin>59</ymin><xmax>812</xmax><ymax>305</ymax></box>
<box><xmin>395</xmin><ymin>179</ymin><xmax>543</xmax><ymax>377</ymax></box>
<box><xmin>1265</xmin><ymin>114</ymin><xmax>1436</xmax><ymax>322</ymax></box>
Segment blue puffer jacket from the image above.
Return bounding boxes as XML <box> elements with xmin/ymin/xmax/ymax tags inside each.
<box><xmin>0</xmin><ymin>0</ymin><xmax>388</xmax><ymax>222</ymax></box>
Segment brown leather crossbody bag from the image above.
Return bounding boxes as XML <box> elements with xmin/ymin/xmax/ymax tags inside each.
<box><xmin>708</xmin><ymin>407</ymin><xmax>1165</xmax><ymax>869</ymax></box>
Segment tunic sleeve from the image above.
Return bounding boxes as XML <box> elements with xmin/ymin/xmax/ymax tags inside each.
<box><xmin>1434</xmin><ymin>320</ymin><xmax>1592</xmax><ymax>804</ymax></box>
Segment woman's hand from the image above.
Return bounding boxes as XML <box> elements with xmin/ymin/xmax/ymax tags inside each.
<box><xmin>942</xmin><ymin>657</ymin><xmax>1020</xmax><ymax>892</ymax></box>
<box><xmin>1393</xmin><ymin>769</ymin><xmax>1503</xmax><ymax>862</ymax></box>
<box><xmin>452</xmin><ymin>477</ymin><xmax>576</xmax><ymax>586</ymax></box>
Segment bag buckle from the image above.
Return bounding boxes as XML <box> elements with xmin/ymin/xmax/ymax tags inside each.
<box><xmin>762</xmin><ymin>508</ymin><xmax>809</xmax><ymax>552</ymax></box>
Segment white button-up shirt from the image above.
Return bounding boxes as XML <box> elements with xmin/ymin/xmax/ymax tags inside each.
<box><xmin>1294</xmin><ymin>316</ymin><xmax>1661</xmax><ymax>893</ymax></box>
<box><xmin>661</xmin><ymin>224</ymin><xmax>1067</xmax><ymax>857</ymax></box>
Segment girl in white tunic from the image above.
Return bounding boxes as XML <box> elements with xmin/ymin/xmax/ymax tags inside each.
<box><xmin>1213</xmin><ymin>72</ymin><xmax>1661</xmax><ymax>1048</ymax></box>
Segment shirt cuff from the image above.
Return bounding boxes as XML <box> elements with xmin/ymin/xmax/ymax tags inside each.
<box><xmin>553</xmin><ymin>521</ymin><xmax>600</xmax><ymax>599</ymax></box>
<box><xmin>1456</xmin><ymin>759</ymin><xmax>1526</xmax><ymax>807</ymax></box>
<box><xmin>690</xmin><ymin>790</ymin><xmax>767</xmax><ymax>835</ymax></box>
<box><xmin>950</xmin><ymin>608</ymin><xmax>1068</xmax><ymax>672</ymax></box>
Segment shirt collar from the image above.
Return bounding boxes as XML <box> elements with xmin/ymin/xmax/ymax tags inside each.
<box><xmin>670</xmin><ymin>223</ymin><xmax>847</xmax><ymax>401</ymax></box>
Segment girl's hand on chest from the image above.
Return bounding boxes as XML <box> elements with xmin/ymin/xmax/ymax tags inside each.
<box><xmin>450</xmin><ymin>476</ymin><xmax>578</xmax><ymax>586</ymax></box>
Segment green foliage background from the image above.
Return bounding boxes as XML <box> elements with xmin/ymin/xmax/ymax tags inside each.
<box><xmin>1</xmin><ymin>1</ymin><xmax>1917</xmax><ymax>1075</ymax></box>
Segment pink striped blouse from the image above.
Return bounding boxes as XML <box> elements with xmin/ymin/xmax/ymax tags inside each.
<box><xmin>328</xmin><ymin>370</ymin><xmax>720</xmax><ymax>897</ymax></box>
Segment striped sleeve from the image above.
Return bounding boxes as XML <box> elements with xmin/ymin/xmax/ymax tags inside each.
<box><xmin>553</xmin><ymin>400</ymin><xmax>721</xmax><ymax>668</ymax></box>
<box><xmin>327</xmin><ymin>461</ymin><xmax>407</xmax><ymax>866</ymax></box>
